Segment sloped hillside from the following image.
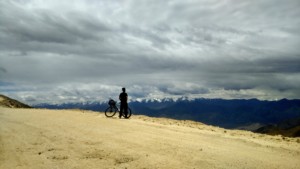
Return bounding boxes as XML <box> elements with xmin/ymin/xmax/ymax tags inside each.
<box><xmin>0</xmin><ymin>94</ymin><xmax>31</xmax><ymax>108</ymax></box>
<box><xmin>255</xmin><ymin>117</ymin><xmax>300</xmax><ymax>137</ymax></box>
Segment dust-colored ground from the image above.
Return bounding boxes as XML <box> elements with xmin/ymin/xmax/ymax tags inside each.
<box><xmin>0</xmin><ymin>107</ymin><xmax>299</xmax><ymax>169</ymax></box>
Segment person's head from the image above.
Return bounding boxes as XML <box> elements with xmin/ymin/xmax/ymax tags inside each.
<box><xmin>122</xmin><ymin>87</ymin><xmax>126</xmax><ymax>92</ymax></box>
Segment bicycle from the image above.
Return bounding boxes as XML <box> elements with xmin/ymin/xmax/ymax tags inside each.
<box><xmin>104</xmin><ymin>102</ymin><xmax>132</xmax><ymax>118</ymax></box>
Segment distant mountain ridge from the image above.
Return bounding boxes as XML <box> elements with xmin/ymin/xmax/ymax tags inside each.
<box><xmin>35</xmin><ymin>98</ymin><xmax>300</xmax><ymax>132</ymax></box>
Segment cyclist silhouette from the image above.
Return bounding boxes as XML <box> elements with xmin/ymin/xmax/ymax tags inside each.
<box><xmin>119</xmin><ymin>87</ymin><xmax>128</xmax><ymax>118</ymax></box>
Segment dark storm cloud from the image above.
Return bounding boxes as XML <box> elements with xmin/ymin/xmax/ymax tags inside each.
<box><xmin>0</xmin><ymin>0</ymin><xmax>300</xmax><ymax>104</ymax></box>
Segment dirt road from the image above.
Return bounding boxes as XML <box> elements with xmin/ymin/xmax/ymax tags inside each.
<box><xmin>0</xmin><ymin>107</ymin><xmax>299</xmax><ymax>169</ymax></box>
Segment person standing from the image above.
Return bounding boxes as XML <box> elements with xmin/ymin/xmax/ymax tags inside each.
<box><xmin>119</xmin><ymin>87</ymin><xmax>128</xmax><ymax>118</ymax></box>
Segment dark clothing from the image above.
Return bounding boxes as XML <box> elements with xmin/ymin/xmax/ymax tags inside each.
<box><xmin>119</xmin><ymin>92</ymin><xmax>128</xmax><ymax>117</ymax></box>
<box><xmin>120</xmin><ymin>102</ymin><xmax>128</xmax><ymax>117</ymax></box>
<box><xmin>119</xmin><ymin>92</ymin><xmax>128</xmax><ymax>103</ymax></box>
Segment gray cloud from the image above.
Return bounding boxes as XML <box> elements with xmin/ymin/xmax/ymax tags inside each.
<box><xmin>0</xmin><ymin>67</ymin><xmax>7</xmax><ymax>73</ymax></box>
<box><xmin>0</xmin><ymin>0</ymin><xmax>300</xmax><ymax>104</ymax></box>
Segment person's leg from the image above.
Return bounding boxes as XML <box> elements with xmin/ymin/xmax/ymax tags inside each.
<box><xmin>119</xmin><ymin>104</ymin><xmax>123</xmax><ymax>118</ymax></box>
<box><xmin>124</xmin><ymin>103</ymin><xmax>128</xmax><ymax>118</ymax></box>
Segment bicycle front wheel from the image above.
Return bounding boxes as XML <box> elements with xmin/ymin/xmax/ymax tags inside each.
<box><xmin>105</xmin><ymin>107</ymin><xmax>117</xmax><ymax>117</ymax></box>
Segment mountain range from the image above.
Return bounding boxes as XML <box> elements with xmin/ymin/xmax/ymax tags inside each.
<box><xmin>35</xmin><ymin>97</ymin><xmax>300</xmax><ymax>133</ymax></box>
<box><xmin>1</xmin><ymin>94</ymin><xmax>299</xmax><ymax>137</ymax></box>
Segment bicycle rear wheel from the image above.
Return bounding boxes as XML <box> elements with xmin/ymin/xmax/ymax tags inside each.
<box><xmin>122</xmin><ymin>108</ymin><xmax>132</xmax><ymax>118</ymax></box>
<box><xmin>105</xmin><ymin>107</ymin><xmax>117</xmax><ymax>117</ymax></box>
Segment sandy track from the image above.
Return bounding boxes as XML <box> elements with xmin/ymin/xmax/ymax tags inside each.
<box><xmin>0</xmin><ymin>107</ymin><xmax>299</xmax><ymax>169</ymax></box>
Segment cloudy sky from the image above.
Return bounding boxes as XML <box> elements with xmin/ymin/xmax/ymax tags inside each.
<box><xmin>1</xmin><ymin>0</ymin><xmax>300</xmax><ymax>104</ymax></box>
